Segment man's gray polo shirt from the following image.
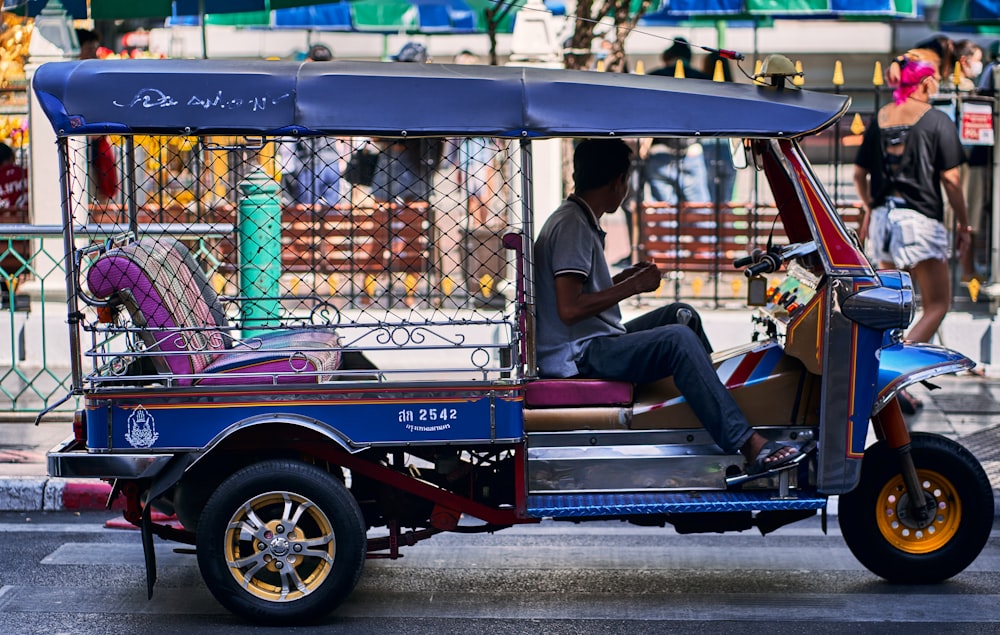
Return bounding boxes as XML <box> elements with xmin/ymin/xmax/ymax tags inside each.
<box><xmin>535</xmin><ymin>196</ymin><xmax>625</xmax><ymax>377</ymax></box>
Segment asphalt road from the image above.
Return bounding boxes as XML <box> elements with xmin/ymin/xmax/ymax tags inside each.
<box><xmin>1</xmin><ymin>511</ymin><xmax>999</xmax><ymax>634</ymax></box>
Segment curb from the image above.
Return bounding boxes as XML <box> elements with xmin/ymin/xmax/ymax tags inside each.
<box><xmin>0</xmin><ymin>477</ymin><xmax>124</xmax><ymax>512</ymax></box>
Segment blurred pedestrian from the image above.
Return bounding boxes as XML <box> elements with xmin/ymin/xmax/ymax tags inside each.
<box><xmin>392</xmin><ymin>42</ymin><xmax>428</xmax><ymax>63</ymax></box>
<box><xmin>700</xmin><ymin>52</ymin><xmax>737</xmax><ymax>206</ymax></box>
<box><xmin>886</xmin><ymin>34</ymin><xmax>955</xmax><ymax>88</ymax></box>
<box><xmin>975</xmin><ymin>40</ymin><xmax>1000</xmax><ymax>95</ymax></box>
<box><xmin>0</xmin><ymin>141</ymin><xmax>28</xmax><ymax>289</ymax></box>
<box><xmin>0</xmin><ymin>142</ymin><xmax>27</xmax><ymax>211</ymax></box>
<box><xmin>854</xmin><ymin>48</ymin><xmax>971</xmax><ymax>413</ymax></box>
<box><xmin>916</xmin><ymin>34</ymin><xmax>956</xmax><ymax>83</ymax></box>
<box><xmin>450</xmin><ymin>50</ymin><xmax>493</xmax><ymax>223</ymax></box>
<box><xmin>954</xmin><ymin>40</ymin><xmax>985</xmax><ymax>281</ymax></box>
<box><xmin>453</xmin><ymin>49</ymin><xmax>480</xmax><ymax>65</ymax></box>
<box><xmin>371</xmin><ymin>43</ymin><xmax>440</xmax><ymax>203</ymax></box>
<box><xmin>286</xmin><ymin>139</ymin><xmax>341</xmax><ymax>207</ymax></box>
<box><xmin>649</xmin><ymin>38</ymin><xmax>709</xmax><ymax>80</ymax></box>
<box><xmin>954</xmin><ymin>39</ymin><xmax>983</xmax><ymax>91</ymax></box>
<box><xmin>641</xmin><ymin>38</ymin><xmax>711</xmax><ymax>206</ymax></box>
<box><xmin>967</xmin><ymin>41</ymin><xmax>1000</xmax><ymax>282</ymax></box>
<box><xmin>76</xmin><ymin>29</ymin><xmax>118</xmax><ymax>202</ymax></box>
<box><xmin>75</xmin><ymin>28</ymin><xmax>99</xmax><ymax>60</ymax></box>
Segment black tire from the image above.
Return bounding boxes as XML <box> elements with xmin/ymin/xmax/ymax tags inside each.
<box><xmin>197</xmin><ymin>459</ymin><xmax>366</xmax><ymax>625</ymax></box>
<box><xmin>838</xmin><ymin>433</ymin><xmax>994</xmax><ymax>583</ymax></box>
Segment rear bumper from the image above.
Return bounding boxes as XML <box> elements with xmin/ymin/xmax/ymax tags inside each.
<box><xmin>47</xmin><ymin>436</ymin><xmax>174</xmax><ymax>480</ymax></box>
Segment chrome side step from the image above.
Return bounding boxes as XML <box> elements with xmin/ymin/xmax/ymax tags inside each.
<box><xmin>526</xmin><ymin>428</ymin><xmax>814</xmax><ymax>494</ymax></box>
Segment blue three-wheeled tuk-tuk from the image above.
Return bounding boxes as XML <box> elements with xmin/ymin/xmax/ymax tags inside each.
<box><xmin>34</xmin><ymin>58</ymin><xmax>993</xmax><ymax>624</ymax></box>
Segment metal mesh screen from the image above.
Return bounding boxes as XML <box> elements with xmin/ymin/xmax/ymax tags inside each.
<box><xmin>69</xmin><ymin>134</ymin><xmax>524</xmax><ymax>386</ymax></box>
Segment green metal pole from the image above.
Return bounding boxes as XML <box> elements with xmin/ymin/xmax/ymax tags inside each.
<box><xmin>238</xmin><ymin>169</ymin><xmax>282</xmax><ymax>337</ymax></box>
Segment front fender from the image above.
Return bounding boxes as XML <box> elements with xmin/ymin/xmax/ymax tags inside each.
<box><xmin>874</xmin><ymin>342</ymin><xmax>974</xmax><ymax>415</ymax></box>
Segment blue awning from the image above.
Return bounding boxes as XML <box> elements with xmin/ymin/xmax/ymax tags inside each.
<box><xmin>648</xmin><ymin>0</ymin><xmax>917</xmax><ymax>19</ymax></box>
<box><xmin>32</xmin><ymin>59</ymin><xmax>851</xmax><ymax>139</ymax></box>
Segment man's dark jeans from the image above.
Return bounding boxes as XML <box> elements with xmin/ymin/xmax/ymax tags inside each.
<box><xmin>576</xmin><ymin>303</ymin><xmax>753</xmax><ymax>454</ymax></box>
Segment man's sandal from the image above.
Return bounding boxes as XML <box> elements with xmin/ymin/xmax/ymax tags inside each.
<box><xmin>747</xmin><ymin>441</ymin><xmax>803</xmax><ymax>476</ymax></box>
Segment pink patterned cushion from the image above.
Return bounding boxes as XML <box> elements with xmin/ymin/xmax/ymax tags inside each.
<box><xmin>525</xmin><ymin>379</ymin><xmax>633</xmax><ymax>408</ymax></box>
<box><xmin>87</xmin><ymin>239</ymin><xmax>227</xmax><ymax>378</ymax></box>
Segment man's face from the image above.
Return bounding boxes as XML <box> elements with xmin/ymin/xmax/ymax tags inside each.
<box><xmin>79</xmin><ymin>41</ymin><xmax>99</xmax><ymax>60</ymax></box>
<box><xmin>614</xmin><ymin>170</ymin><xmax>631</xmax><ymax>209</ymax></box>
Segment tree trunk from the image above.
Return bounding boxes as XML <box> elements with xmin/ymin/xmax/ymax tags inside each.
<box><xmin>485</xmin><ymin>8</ymin><xmax>499</xmax><ymax>66</ymax></box>
<box><xmin>606</xmin><ymin>0</ymin><xmax>652</xmax><ymax>73</ymax></box>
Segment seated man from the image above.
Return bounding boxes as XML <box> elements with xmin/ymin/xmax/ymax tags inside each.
<box><xmin>534</xmin><ymin>138</ymin><xmax>800</xmax><ymax>475</ymax></box>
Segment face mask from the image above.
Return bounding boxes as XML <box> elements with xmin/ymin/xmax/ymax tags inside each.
<box><xmin>968</xmin><ymin>60</ymin><xmax>984</xmax><ymax>78</ymax></box>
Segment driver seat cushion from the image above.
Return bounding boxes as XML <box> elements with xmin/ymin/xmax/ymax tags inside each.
<box><xmin>525</xmin><ymin>379</ymin><xmax>633</xmax><ymax>408</ymax></box>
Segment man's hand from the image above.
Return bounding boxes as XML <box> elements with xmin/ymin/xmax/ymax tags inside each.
<box><xmin>554</xmin><ymin>261</ymin><xmax>662</xmax><ymax>326</ymax></box>
<box><xmin>625</xmin><ymin>261</ymin><xmax>662</xmax><ymax>294</ymax></box>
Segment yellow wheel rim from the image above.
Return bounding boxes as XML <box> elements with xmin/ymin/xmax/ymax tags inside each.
<box><xmin>875</xmin><ymin>469</ymin><xmax>961</xmax><ymax>554</ymax></box>
<box><xmin>223</xmin><ymin>491</ymin><xmax>336</xmax><ymax>602</ymax></box>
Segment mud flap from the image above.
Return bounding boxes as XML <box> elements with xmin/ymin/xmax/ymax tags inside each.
<box><xmin>140</xmin><ymin>454</ymin><xmax>196</xmax><ymax>599</ymax></box>
<box><xmin>141</xmin><ymin>506</ymin><xmax>156</xmax><ymax>600</ymax></box>
<box><xmin>875</xmin><ymin>343</ymin><xmax>973</xmax><ymax>414</ymax></box>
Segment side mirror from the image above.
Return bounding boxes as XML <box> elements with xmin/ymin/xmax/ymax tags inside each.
<box><xmin>729</xmin><ymin>138</ymin><xmax>748</xmax><ymax>170</ymax></box>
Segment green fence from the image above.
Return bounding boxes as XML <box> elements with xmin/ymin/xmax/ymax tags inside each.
<box><xmin>0</xmin><ymin>225</ymin><xmax>237</xmax><ymax>414</ymax></box>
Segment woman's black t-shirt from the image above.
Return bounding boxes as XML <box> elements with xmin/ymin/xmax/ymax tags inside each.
<box><xmin>855</xmin><ymin>107</ymin><xmax>966</xmax><ymax>222</ymax></box>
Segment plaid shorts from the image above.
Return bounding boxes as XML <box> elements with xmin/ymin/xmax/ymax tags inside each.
<box><xmin>867</xmin><ymin>201</ymin><xmax>949</xmax><ymax>269</ymax></box>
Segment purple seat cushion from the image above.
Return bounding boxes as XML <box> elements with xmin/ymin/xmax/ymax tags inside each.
<box><xmin>525</xmin><ymin>379</ymin><xmax>633</xmax><ymax>408</ymax></box>
<box><xmin>87</xmin><ymin>239</ymin><xmax>228</xmax><ymax>379</ymax></box>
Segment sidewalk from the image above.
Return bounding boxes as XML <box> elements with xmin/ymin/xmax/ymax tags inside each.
<box><xmin>0</xmin><ymin>375</ymin><xmax>997</xmax><ymax>513</ymax></box>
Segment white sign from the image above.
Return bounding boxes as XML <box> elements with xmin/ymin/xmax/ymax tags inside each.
<box><xmin>960</xmin><ymin>102</ymin><xmax>995</xmax><ymax>146</ymax></box>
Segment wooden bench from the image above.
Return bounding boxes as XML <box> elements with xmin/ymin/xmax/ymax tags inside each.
<box><xmin>640</xmin><ymin>201</ymin><xmax>761</xmax><ymax>271</ymax></box>
<box><xmin>639</xmin><ymin>201</ymin><xmax>863</xmax><ymax>273</ymax></box>
<box><xmin>282</xmin><ymin>202</ymin><xmax>429</xmax><ymax>275</ymax></box>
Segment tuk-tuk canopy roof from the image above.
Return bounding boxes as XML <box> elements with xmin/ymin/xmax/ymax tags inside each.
<box><xmin>33</xmin><ymin>59</ymin><xmax>850</xmax><ymax>139</ymax></box>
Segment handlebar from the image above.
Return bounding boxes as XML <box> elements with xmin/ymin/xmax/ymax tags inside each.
<box><xmin>733</xmin><ymin>242</ymin><xmax>817</xmax><ymax>278</ymax></box>
<box><xmin>732</xmin><ymin>248</ymin><xmax>762</xmax><ymax>269</ymax></box>
<box><xmin>745</xmin><ymin>254</ymin><xmax>781</xmax><ymax>277</ymax></box>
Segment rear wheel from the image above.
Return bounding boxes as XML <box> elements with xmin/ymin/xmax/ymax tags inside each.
<box><xmin>838</xmin><ymin>433</ymin><xmax>994</xmax><ymax>583</ymax></box>
<box><xmin>197</xmin><ymin>459</ymin><xmax>366</xmax><ymax>624</ymax></box>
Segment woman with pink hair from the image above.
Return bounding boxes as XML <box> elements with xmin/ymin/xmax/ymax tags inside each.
<box><xmin>854</xmin><ymin>48</ymin><xmax>972</xmax><ymax>413</ymax></box>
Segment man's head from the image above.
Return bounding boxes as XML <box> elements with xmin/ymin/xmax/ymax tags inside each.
<box><xmin>307</xmin><ymin>44</ymin><xmax>333</xmax><ymax>62</ymax></box>
<box><xmin>453</xmin><ymin>50</ymin><xmax>480</xmax><ymax>65</ymax></box>
<box><xmin>573</xmin><ymin>138</ymin><xmax>632</xmax><ymax>199</ymax></box>
<box><xmin>393</xmin><ymin>42</ymin><xmax>428</xmax><ymax>63</ymax></box>
<box><xmin>76</xmin><ymin>29</ymin><xmax>100</xmax><ymax>60</ymax></box>
<box><xmin>662</xmin><ymin>37</ymin><xmax>692</xmax><ymax>64</ymax></box>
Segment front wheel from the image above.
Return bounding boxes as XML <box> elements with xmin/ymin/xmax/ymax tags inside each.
<box><xmin>839</xmin><ymin>433</ymin><xmax>994</xmax><ymax>583</ymax></box>
<box><xmin>197</xmin><ymin>459</ymin><xmax>366</xmax><ymax>625</ymax></box>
